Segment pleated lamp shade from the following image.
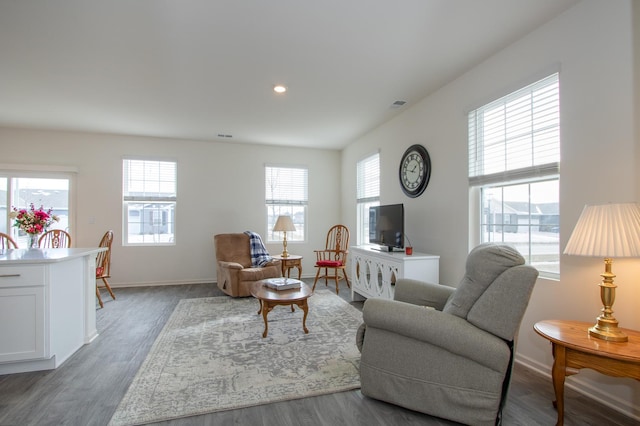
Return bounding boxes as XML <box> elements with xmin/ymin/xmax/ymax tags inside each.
<box><xmin>564</xmin><ymin>202</ymin><xmax>640</xmax><ymax>258</ymax></box>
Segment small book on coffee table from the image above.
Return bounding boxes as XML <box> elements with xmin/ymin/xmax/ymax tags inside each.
<box><xmin>263</xmin><ymin>277</ymin><xmax>302</xmax><ymax>290</ymax></box>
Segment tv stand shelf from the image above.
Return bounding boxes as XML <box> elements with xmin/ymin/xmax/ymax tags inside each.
<box><xmin>350</xmin><ymin>245</ymin><xmax>439</xmax><ymax>301</ymax></box>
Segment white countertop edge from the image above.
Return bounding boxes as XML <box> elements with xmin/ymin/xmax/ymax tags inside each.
<box><xmin>0</xmin><ymin>247</ymin><xmax>107</xmax><ymax>264</ymax></box>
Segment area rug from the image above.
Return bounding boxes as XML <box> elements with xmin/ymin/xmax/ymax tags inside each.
<box><xmin>108</xmin><ymin>289</ymin><xmax>362</xmax><ymax>426</ymax></box>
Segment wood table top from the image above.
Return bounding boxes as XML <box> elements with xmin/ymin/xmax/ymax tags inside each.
<box><xmin>534</xmin><ymin>319</ymin><xmax>640</xmax><ymax>362</ymax></box>
<box><xmin>251</xmin><ymin>280</ymin><xmax>312</xmax><ymax>302</ymax></box>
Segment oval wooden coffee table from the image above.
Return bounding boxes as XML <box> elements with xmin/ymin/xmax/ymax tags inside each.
<box><xmin>251</xmin><ymin>280</ymin><xmax>313</xmax><ymax>338</ymax></box>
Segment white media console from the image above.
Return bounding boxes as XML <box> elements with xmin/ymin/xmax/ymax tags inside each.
<box><xmin>350</xmin><ymin>245</ymin><xmax>439</xmax><ymax>301</ymax></box>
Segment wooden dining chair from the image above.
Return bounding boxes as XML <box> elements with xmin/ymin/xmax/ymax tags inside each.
<box><xmin>312</xmin><ymin>224</ymin><xmax>351</xmax><ymax>294</ymax></box>
<box><xmin>38</xmin><ymin>229</ymin><xmax>72</xmax><ymax>248</ymax></box>
<box><xmin>0</xmin><ymin>232</ymin><xmax>18</xmax><ymax>249</ymax></box>
<box><xmin>96</xmin><ymin>230</ymin><xmax>116</xmax><ymax>308</ymax></box>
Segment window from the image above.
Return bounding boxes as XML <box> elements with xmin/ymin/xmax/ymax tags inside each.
<box><xmin>356</xmin><ymin>153</ymin><xmax>380</xmax><ymax>245</ymax></box>
<box><xmin>468</xmin><ymin>73</ymin><xmax>560</xmax><ymax>277</ymax></box>
<box><xmin>1</xmin><ymin>172</ymin><xmax>71</xmax><ymax>247</ymax></box>
<box><xmin>265</xmin><ymin>165</ymin><xmax>307</xmax><ymax>242</ymax></box>
<box><xmin>123</xmin><ymin>159</ymin><xmax>177</xmax><ymax>245</ymax></box>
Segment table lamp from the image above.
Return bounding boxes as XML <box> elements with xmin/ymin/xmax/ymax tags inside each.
<box><xmin>564</xmin><ymin>202</ymin><xmax>640</xmax><ymax>342</ymax></box>
<box><xmin>273</xmin><ymin>215</ymin><xmax>296</xmax><ymax>258</ymax></box>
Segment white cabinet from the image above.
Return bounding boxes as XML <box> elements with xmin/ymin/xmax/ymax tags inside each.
<box><xmin>0</xmin><ymin>248</ymin><xmax>104</xmax><ymax>374</ymax></box>
<box><xmin>350</xmin><ymin>245</ymin><xmax>439</xmax><ymax>301</ymax></box>
<box><xmin>0</xmin><ymin>265</ymin><xmax>46</xmax><ymax>363</ymax></box>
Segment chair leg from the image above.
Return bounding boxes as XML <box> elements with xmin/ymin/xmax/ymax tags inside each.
<box><xmin>334</xmin><ymin>270</ymin><xmax>340</xmax><ymax>294</ymax></box>
<box><xmin>102</xmin><ymin>277</ymin><xmax>116</xmax><ymax>300</ymax></box>
<box><xmin>96</xmin><ymin>286</ymin><xmax>104</xmax><ymax>308</ymax></box>
<box><xmin>312</xmin><ymin>268</ymin><xmax>322</xmax><ymax>292</ymax></box>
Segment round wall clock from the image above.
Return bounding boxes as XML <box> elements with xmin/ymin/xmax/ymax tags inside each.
<box><xmin>399</xmin><ymin>144</ymin><xmax>431</xmax><ymax>198</ymax></box>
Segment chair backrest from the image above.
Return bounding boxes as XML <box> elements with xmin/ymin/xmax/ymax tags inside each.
<box><xmin>0</xmin><ymin>232</ymin><xmax>18</xmax><ymax>249</ymax></box>
<box><xmin>324</xmin><ymin>225</ymin><xmax>350</xmax><ymax>260</ymax></box>
<box><xmin>442</xmin><ymin>243</ymin><xmax>538</xmax><ymax>341</ymax></box>
<box><xmin>96</xmin><ymin>230</ymin><xmax>114</xmax><ymax>278</ymax></box>
<box><xmin>39</xmin><ymin>229</ymin><xmax>72</xmax><ymax>248</ymax></box>
<box><xmin>214</xmin><ymin>233</ymin><xmax>253</xmax><ymax>268</ymax></box>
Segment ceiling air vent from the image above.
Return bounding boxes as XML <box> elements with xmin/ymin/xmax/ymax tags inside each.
<box><xmin>217</xmin><ymin>134</ymin><xmax>233</xmax><ymax>138</ymax></box>
<box><xmin>390</xmin><ymin>100</ymin><xmax>407</xmax><ymax>109</ymax></box>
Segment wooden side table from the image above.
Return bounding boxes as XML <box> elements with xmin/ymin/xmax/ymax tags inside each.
<box><xmin>272</xmin><ymin>254</ymin><xmax>303</xmax><ymax>279</ymax></box>
<box><xmin>534</xmin><ymin>319</ymin><xmax>640</xmax><ymax>426</ymax></box>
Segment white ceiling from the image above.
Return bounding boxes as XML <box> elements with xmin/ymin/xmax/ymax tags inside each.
<box><xmin>0</xmin><ymin>0</ymin><xmax>580</xmax><ymax>150</ymax></box>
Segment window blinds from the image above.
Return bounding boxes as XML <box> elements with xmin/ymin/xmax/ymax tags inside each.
<box><xmin>123</xmin><ymin>159</ymin><xmax>177</xmax><ymax>201</ymax></box>
<box><xmin>468</xmin><ymin>73</ymin><xmax>560</xmax><ymax>186</ymax></box>
<box><xmin>357</xmin><ymin>153</ymin><xmax>380</xmax><ymax>203</ymax></box>
<box><xmin>265</xmin><ymin>166</ymin><xmax>308</xmax><ymax>205</ymax></box>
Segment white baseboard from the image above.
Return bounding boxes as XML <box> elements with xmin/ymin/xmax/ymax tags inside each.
<box><xmin>110</xmin><ymin>274</ymin><xmax>319</xmax><ymax>289</ymax></box>
<box><xmin>109</xmin><ymin>279</ymin><xmax>215</xmax><ymax>288</ymax></box>
<box><xmin>515</xmin><ymin>354</ymin><xmax>640</xmax><ymax>422</ymax></box>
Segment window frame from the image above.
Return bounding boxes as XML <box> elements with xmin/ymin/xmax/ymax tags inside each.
<box><xmin>468</xmin><ymin>73</ymin><xmax>560</xmax><ymax>279</ymax></box>
<box><xmin>265</xmin><ymin>164</ymin><xmax>308</xmax><ymax>243</ymax></box>
<box><xmin>356</xmin><ymin>152</ymin><xmax>380</xmax><ymax>246</ymax></box>
<box><xmin>0</xmin><ymin>165</ymin><xmax>76</xmax><ymax>247</ymax></box>
<box><xmin>122</xmin><ymin>158</ymin><xmax>177</xmax><ymax>246</ymax></box>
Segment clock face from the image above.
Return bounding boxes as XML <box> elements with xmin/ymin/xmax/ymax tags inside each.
<box><xmin>399</xmin><ymin>144</ymin><xmax>431</xmax><ymax>198</ymax></box>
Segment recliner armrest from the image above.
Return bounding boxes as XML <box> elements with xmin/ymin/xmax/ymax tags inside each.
<box><xmin>394</xmin><ymin>278</ymin><xmax>455</xmax><ymax>310</ymax></box>
<box><xmin>362</xmin><ymin>298</ymin><xmax>510</xmax><ymax>372</ymax></box>
<box><xmin>218</xmin><ymin>261</ymin><xmax>243</xmax><ymax>270</ymax></box>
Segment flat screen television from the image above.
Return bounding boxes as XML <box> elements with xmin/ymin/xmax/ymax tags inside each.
<box><xmin>369</xmin><ymin>203</ymin><xmax>404</xmax><ymax>251</ymax></box>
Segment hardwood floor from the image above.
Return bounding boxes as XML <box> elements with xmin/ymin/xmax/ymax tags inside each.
<box><xmin>0</xmin><ymin>281</ymin><xmax>637</xmax><ymax>426</ymax></box>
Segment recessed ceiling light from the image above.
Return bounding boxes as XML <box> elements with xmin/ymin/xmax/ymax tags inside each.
<box><xmin>273</xmin><ymin>84</ymin><xmax>287</xmax><ymax>94</ymax></box>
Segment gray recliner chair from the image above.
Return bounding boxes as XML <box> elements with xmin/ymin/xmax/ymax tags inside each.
<box><xmin>356</xmin><ymin>243</ymin><xmax>538</xmax><ymax>426</ymax></box>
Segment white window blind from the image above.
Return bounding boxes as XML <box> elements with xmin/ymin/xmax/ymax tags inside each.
<box><xmin>468</xmin><ymin>73</ymin><xmax>559</xmax><ymax>186</ymax></box>
<box><xmin>123</xmin><ymin>159</ymin><xmax>177</xmax><ymax>200</ymax></box>
<box><xmin>357</xmin><ymin>153</ymin><xmax>380</xmax><ymax>203</ymax></box>
<box><xmin>265</xmin><ymin>166</ymin><xmax>308</xmax><ymax>205</ymax></box>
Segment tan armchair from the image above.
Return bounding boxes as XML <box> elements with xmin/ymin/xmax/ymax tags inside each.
<box><xmin>214</xmin><ymin>233</ymin><xmax>281</xmax><ymax>297</ymax></box>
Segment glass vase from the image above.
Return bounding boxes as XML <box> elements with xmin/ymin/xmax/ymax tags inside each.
<box><xmin>28</xmin><ymin>233</ymin><xmax>40</xmax><ymax>249</ymax></box>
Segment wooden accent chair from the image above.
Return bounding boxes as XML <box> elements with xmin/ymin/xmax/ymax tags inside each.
<box><xmin>96</xmin><ymin>230</ymin><xmax>116</xmax><ymax>308</ymax></box>
<box><xmin>0</xmin><ymin>232</ymin><xmax>18</xmax><ymax>249</ymax></box>
<box><xmin>38</xmin><ymin>229</ymin><xmax>71</xmax><ymax>248</ymax></box>
<box><xmin>312</xmin><ymin>225</ymin><xmax>350</xmax><ymax>294</ymax></box>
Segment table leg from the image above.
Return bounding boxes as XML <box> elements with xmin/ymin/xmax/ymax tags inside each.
<box><xmin>299</xmin><ymin>299</ymin><xmax>309</xmax><ymax>334</ymax></box>
<box><xmin>261</xmin><ymin>302</ymin><xmax>272</xmax><ymax>338</ymax></box>
<box><xmin>551</xmin><ymin>343</ymin><xmax>566</xmax><ymax>426</ymax></box>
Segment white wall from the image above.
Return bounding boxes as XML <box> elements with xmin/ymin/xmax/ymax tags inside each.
<box><xmin>0</xmin><ymin>128</ymin><xmax>342</xmax><ymax>285</ymax></box>
<box><xmin>342</xmin><ymin>0</ymin><xmax>639</xmax><ymax>419</ymax></box>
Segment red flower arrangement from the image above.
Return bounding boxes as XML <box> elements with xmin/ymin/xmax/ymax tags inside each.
<box><xmin>9</xmin><ymin>203</ymin><xmax>59</xmax><ymax>235</ymax></box>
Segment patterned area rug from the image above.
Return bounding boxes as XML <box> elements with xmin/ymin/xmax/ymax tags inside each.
<box><xmin>108</xmin><ymin>290</ymin><xmax>362</xmax><ymax>426</ymax></box>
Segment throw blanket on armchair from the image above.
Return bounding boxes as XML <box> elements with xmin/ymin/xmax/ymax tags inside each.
<box><xmin>244</xmin><ymin>231</ymin><xmax>272</xmax><ymax>267</ymax></box>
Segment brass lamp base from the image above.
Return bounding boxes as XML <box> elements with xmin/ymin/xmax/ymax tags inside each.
<box><xmin>589</xmin><ymin>318</ymin><xmax>628</xmax><ymax>342</ymax></box>
<box><xmin>281</xmin><ymin>233</ymin><xmax>289</xmax><ymax>258</ymax></box>
<box><xmin>588</xmin><ymin>258</ymin><xmax>628</xmax><ymax>342</ymax></box>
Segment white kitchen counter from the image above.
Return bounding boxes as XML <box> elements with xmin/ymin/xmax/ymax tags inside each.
<box><xmin>0</xmin><ymin>247</ymin><xmax>105</xmax><ymax>374</ymax></box>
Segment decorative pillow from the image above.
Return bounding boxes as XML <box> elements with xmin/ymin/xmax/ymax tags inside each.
<box><xmin>316</xmin><ymin>260</ymin><xmax>342</xmax><ymax>267</ymax></box>
<box><xmin>442</xmin><ymin>243</ymin><xmax>524</xmax><ymax>318</ymax></box>
<box><xmin>96</xmin><ymin>266</ymin><xmax>104</xmax><ymax>277</ymax></box>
